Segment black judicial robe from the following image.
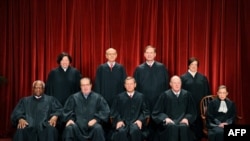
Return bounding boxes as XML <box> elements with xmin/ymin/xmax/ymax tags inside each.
<box><xmin>45</xmin><ymin>66</ymin><xmax>82</xmax><ymax>105</ymax></box>
<box><xmin>133</xmin><ymin>61</ymin><xmax>169</xmax><ymax>112</ymax></box>
<box><xmin>11</xmin><ymin>94</ymin><xmax>63</xmax><ymax>141</ymax></box>
<box><xmin>94</xmin><ymin>63</ymin><xmax>127</xmax><ymax>106</ymax></box>
<box><xmin>181</xmin><ymin>72</ymin><xmax>211</xmax><ymax>140</ymax></box>
<box><xmin>111</xmin><ymin>91</ymin><xmax>150</xmax><ymax>141</ymax></box>
<box><xmin>63</xmin><ymin>91</ymin><xmax>110</xmax><ymax>139</ymax></box>
<box><xmin>206</xmin><ymin>97</ymin><xmax>236</xmax><ymax>141</ymax></box>
<box><xmin>181</xmin><ymin>72</ymin><xmax>211</xmax><ymax>108</ymax></box>
<box><xmin>152</xmin><ymin>89</ymin><xmax>197</xmax><ymax>141</ymax></box>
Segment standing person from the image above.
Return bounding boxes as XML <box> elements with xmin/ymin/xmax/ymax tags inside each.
<box><xmin>11</xmin><ymin>80</ymin><xmax>63</xmax><ymax>141</ymax></box>
<box><xmin>111</xmin><ymin>76</ymin><xmax>150</xmax><ymax>141</ymax></box>
<box><xmin>45</xmin><ymin>52</ymin><xmax>82</xmax><ymax>106</ymax></box>
<box><xmin>94</xmin><ymin>48</ymin><xmax>127</xmax><ymax>140</ymax></box>
<box><xmin>94</xmin><ymin>47</ymin><xmax>127</xmax><ymax>107</ymax></box>
<box><xmin>152</xmin><ymin>75</ymin><xmax>197</xmax><ymax>141</ymax></box>
<box><xmin>206</xmin><ymin>85</ymin><xmax>237</xmax><ymax>141</ymax></box>
<box><xmin>62</xmin><ymin>77</ymin><xmax>110</xmax><ymax>141</ymax></box>
<box><xmin>180</xmin><ymin>57</ymin><xmax>211</xmax><ymax>141</ymax></box>
<box><xmin>45</xmin><ymin>52</ymin><xmax>82</xmax><ymax>140</ymax></box>
<box><xmin>133</xmin><ymin>45</ymin><xmax>169</xmax><ymax>141</ymax></box>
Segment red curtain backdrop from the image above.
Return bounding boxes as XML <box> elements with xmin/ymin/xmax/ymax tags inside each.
<box><xmin>0</xmin><ymin>0</ymin><xmax>250</xmax><ymax>137</ymax></box>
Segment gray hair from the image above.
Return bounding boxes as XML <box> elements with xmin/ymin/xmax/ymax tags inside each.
<box><xmin>32</xmin><ymin>80</ymin><xmax>45</xmax><ymax>88</ymax></box>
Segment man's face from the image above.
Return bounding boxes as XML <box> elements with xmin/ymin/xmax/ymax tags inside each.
<box><xmin>33</xmin><ymin>82</ymin><xmax>44</xmax><ymax>96</ymax></box>
<box><xmin>144</xmin><ymin>47</ymin><xmax>156</xmax><ymax>61</ymax></box>
<box><xmin>80</xmin><ymin>79</ymin><xmax>92</xmax><ymax>94</ymax></box>
<box><xmin>124</xmin><ymin>79</ymin><xmax>136</xmax><ymax>93</ymax></box>
<box><xmin>106</xmin><ymin>49</ymin><xmax>117</xmax><ymax>62</ymax></box>
<box><xmin>170</xmin><ymin>77</ymin><xmax>182</xmax><ymax>92</ymax></box>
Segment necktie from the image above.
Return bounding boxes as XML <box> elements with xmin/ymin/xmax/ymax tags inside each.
<box><xmin>110</xmin><ymin>63</ymin><xmax>113</xmax><ymax>71</ymax></box>
<box><xmin>129</xmin><ymin>94</ymin><xmax>133</xmax><ymax>98</ymax></box>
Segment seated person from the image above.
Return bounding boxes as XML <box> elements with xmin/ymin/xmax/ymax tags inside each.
<box><xmin>152</xmin><ymin>75</ymin><xmax>196</xmax><ymax>141</ymax></box>
<box><xmin>11</xmin><ymin>80</ymin><xmax>63</xmax><ymax>141</ymax></box>
<box><xmin>62</xmin><ymin>77</ymin><xmax>110</xmax><ymax>141</ymax></box>
<box><xmin>206</xmin><ymin>85</ymin><xmax>237</xmax><ymax>141</ymax></box>
<box><xmin>111</xmin><ymin>76</ymin><xmax>150</xmax><ymax>141</ymax></box>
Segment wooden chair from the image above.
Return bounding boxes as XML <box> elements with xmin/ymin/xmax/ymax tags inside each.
<box><xmin>200</xmin><ymin>95</ymin><xmax>242</xmax><ymax>137</ymax></box>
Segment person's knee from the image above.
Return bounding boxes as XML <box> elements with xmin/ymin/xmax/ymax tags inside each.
<box><xmin>116</xmin><ymin>126</ymin><xmax>127</xmax><ymax>133</ymax></box>
<box><xmin>179</xmin><ymin>123</ymin><xmax>189</xmax><ymax>130</ymax></box>
<box><xmin>46</xmin><ymin>126</ymin><xmax>58</xmax><ymax>132</ymax></box>
<box><xmin>92</xmin><ymin>123</ymin><xmax>104</xmax><ymax>132</ymax></box>
<box><xmin>130</xmin><ymin>124</ymin><xmax>141</xmax><ymax>134</ymax></box>
<box><xmin>63</xmin><ymin>125</ymin><xmax>76</xmax><ymax>137</ymax></box>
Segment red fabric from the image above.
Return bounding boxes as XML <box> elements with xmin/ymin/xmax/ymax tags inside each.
<box><xmin>0</xmin><ymin>0</ymin><xmax>250</xmax><ymax>137</ymax></box>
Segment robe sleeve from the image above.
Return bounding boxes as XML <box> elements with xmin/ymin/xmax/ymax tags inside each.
<box><xmin>10</xmin><ymin>98</ymin><xmax>26</xmax><ymax>127</ymax></box>
<box><xmin>152</xmin><ymin>93</ymin><xmax>168</xmax><ymax>124</ymax></box>
<box><xmin>184</xmin><ymin>93</ymin><xmax>197</xmax><ymax>123</ymax></box>
<box><xmin>94</xmin><ymin>96</ymin><xmax>110</xmax><ymax>123</ymax></box>
<box><xmin>50</xmin><ymin>97</ymin><xmax>63</xmax><ymax>118</ymax></box>
<box><xmin>73</xmin><ymin>69</ymin><xmax>82</xmax><ymax>92</ymax></box>
<box><xmin>138</xmin><ymin>96</ymin><xmax>150</xmax><ymax>124</ymax></box>
<box><xmin>110</xmin><ymin>96</ymin><xmax>122</xmax><ymax>126</ymax></box>
<box><xmin>45</xmin><ymin>70</ymin><xmax>54</xmax><ymax>96</ymax></box>
<box><xmin>206</xmin><ymin>100</ymin><xmax>220</xmax><ymax>128</ymax></box>
<box><xmin>133</xmin><ymin>68</ymin><xmax>141</xmax><ymax>91</ymax></box>
<box><xmin>94</xmin><ymin>66</ymin><xmax>102</xmax><ymax>93</ymax></box>
<box><xmin>63</xmin><ymin>96</ymin><xmax>76</xmax><ymax>122</ymax></box>
<box><xmin>225</xmin><ymin>101</ymin><xmax>237</xmax><ymax>124</ymax></box>
<box><xmin>203</xmin><ymin>76</ymin><xmax>211</xmax><ymax>95</ymax></box>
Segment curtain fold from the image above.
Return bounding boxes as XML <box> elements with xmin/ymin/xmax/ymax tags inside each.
<box><xmin>0</xmin><ymin>0</ymin><xmax>249</xmax><ymax>137</ymax></box>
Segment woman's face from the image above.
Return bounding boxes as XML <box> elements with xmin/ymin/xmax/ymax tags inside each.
<box><xmin>189</xmin><ymin>61</ymin><xmax>198</xmax><ymax>72</ymax></box>
<box><xmin>60</xmin><ymin>56</ymin><xmax>70</xmax><ymax>69</ymax></box>
<box><xmin>217</xmin><ymin>88</ymin><xmax>228</xmax><ymax>100</ymax></box>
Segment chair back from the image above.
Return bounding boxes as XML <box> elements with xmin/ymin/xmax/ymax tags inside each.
<box><xmin>200</xmin><ymin>95</ymin><xmax>242</xmax><ymax>137</ymax></box>
<box><xmin>200</xmin><ymin>95</ymin><xmax>217</xmax><ymax>136</ymax></box>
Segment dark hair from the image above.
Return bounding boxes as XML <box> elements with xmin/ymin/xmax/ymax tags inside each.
<box><xmin>188</xmin><ymin>57</ymin><xmax>199</xmax><ymax>67</ymax></box>
<box><xmin>81</xmin><ymin>77</ymin><xmax>92</xmax><ymax>85</ymax></box>
<box><xmin>56</xmin><ymin>52</ymin><xmax>72</xmax><ymax>64</ymax></box>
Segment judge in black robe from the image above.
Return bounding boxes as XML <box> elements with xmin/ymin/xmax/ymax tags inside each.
<box><xmin>206</xmin><ymin>85</ymin><xmax>236</xmax><ymax>141</ymax></box>
<box><xmin>94</xmin><ymin>48</ymin><xmax>127</xmax><ymax>141</ymax></box>
<box><xmin>62</xmin><ymin>77</ymin><xmax>110</xmax><ymax>141</ymax></box>
<box><xmin>152</xmin><ymin>75</ymin><xmax>196</xmax><ymax>141</ymax></box>
<box><xmin>111</xmin><ymin>76</ymin><xmax>150</xmax><ymax>141</ymax></box>
<box><xmin>134</xmin><ymin>45</ymin><xmax>169</xmax><ymax>141</ymax></box>
<box><xmin>181</xmin><ymin>57</ymin><xmax>211</xmax><ymax>141</ymax></box>
<box><xmin>11</xmin><ymin>80</ymin><xmax>63</xmax><ymax>141</ymax></box>
<box><xmin>133</xmin><ymin>60</ymin><xmax>169</xmax><ymax>112</ymax></box>
<box><xmin>94</xmin><ymin>48</ymin><xmax>127</xmax><ymax>107</ymax></box>
<box><xmin>45</xmin><ymin>52</ymin><xmax>82</xmax><ymax>106</ymax></box>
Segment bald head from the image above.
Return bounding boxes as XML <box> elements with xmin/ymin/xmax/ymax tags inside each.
<box><xmin>170</xmin><ymin>75</ymin><xmax>182</xmax><ymax>93</ymax></box>
<box><xmin>106</xmin><ymin>48</ymin><xmax>117</xmax><ymax>62</ymax></box>
<box><xmin>106</xmin><ymin>48</ymin><xmax>117</xmax><ymax>54</ymax></box>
